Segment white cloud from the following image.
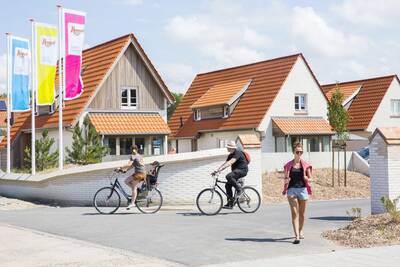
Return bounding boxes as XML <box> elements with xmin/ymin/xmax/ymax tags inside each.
<box><xmin>115</xmin><ymin>0</ymin><xmax>143</xmax><ymax>6</ymax></box>
<box><xmin>333</xmin><ymin>0</ymin><xmax>400</xmax><ymax>26</ymax></box>
<box><xmin>158</xmin><ymin>63</ymin><xmax>197</xmax><ymax>93</ymax></box>
<box><xmin>0</xmin><ymin>53</ymin><xmax>6</xmax><ymax>93</ymax></box>
<box><xmin>165</xmin><ymin>6</ymin><xmax>271</xmax><ymax>68</ymax></box>
<box><xmin>292</xmin><ymin>6</ymin><xmax>369</xmax><ymax>59</ymax></box>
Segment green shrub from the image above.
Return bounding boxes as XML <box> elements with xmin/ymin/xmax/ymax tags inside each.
<box><xmin>380</xmin><ymin>196</ymin><xmax>400</xmax><ymax>223</ymax></box>
<box><xmin>24</xmin><ymin>129</ymin><xmax>58</xmax><ymax>172</ymax></box>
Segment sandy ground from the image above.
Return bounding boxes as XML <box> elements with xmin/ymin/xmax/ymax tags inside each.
<box><xmin>0</xmin><ymin>197</ymin><xmax>45</xmax><ymax>211</ymax></box>
<box><xmin>263</xmin><ymin>168</ymin><xmax>370</xmax><ymax>203</ymax></box>
<box><xmin>0</xmin><ymin>224</ymin><xmax>183</xmax><ymax>267</ymax></box>
<box><xmin>323</xmin><ymin>213</ymin><xmax>400</xmax><ymax>248</ymax></box>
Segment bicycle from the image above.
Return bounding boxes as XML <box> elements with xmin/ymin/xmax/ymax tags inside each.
<box><xmin>196</xmin><ymin>172</ymin><xmax>261</xmax><ymax>215</ymax></box>
<box><xmin>93</xmin><ymin>165</ymin><xmax>164</xmax><ymax>214</ymax></box>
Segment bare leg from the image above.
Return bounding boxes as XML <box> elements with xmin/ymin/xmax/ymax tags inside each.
<box><xmin>130</xmin><ymin>179</ymin><xmax>140</xmax><ymax>204</ymax></box>
<box><xmin>298</xmin><ymin>199</ymin><xmax>307</xmax><ymax>238</ymax></box>
<box><xmin>288</xmin><ymin>196</ymin><xmax>300</xmax><ymax>239</ymax></box>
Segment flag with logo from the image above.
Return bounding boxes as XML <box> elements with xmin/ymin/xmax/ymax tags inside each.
<box><xmin>62</xmin><ymin>8</ymin><xmax>86</xmax><ymax>100</ymax></box>
<box><xmin>10</xmin><ymin>36</ymin><xmax>30</xmax><ymax>111</ymax></box>
<box><xmin>34</xmin><ymin>22</ymin><xmax>58</xmax><ymax>106</ymax></box>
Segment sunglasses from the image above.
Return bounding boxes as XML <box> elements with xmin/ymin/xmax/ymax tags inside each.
<box><xmin>295</xmin><ymin>150</ymin><xmax>303</xmax><ymax>155</ymax></box>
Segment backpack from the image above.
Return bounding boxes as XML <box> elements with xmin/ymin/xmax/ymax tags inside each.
<box><xmin>242</xmin><ymin>150</ymin><xmax>251</xmax><ymax>164</ymax></box>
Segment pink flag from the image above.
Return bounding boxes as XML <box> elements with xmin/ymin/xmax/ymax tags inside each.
<box><xmin>62</xmin><ymin>9</ymin><xmax>86</xmax><ymax>100</ymax></box>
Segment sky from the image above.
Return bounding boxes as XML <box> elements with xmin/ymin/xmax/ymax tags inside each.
<box><xmin>0</xmin><ymin>0</ymin><xmax>399</xmax><ymax>94</ymax></box>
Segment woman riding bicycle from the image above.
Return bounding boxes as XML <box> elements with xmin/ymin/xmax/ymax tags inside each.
<box><xmin>117</xmin><ymin>145</ymin><xmax>146</xmax><ymax>210</ymax></box>
<box><xmin>213</xmin><ymin>141</ymin><xmax>248</xmax><ymax>209</ymax></box>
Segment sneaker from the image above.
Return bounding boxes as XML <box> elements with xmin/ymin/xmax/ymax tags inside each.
<box><xmin>126</xmin><ymin>202</ymin><xmax>136</xmax><ymax>210</ymax></box>
<box><xmin>222</xmin><ymin>203</ymin><xmax>233</xmax><ymax>209</ymax></box>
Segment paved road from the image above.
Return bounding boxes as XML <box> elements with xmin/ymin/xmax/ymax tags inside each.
<box><xmin>0</xmin><ymin>199</ymin><xmax>369</xmax><ymax>266</ymax></box>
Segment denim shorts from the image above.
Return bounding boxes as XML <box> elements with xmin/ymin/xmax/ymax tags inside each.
<box><xmin>287</xmin><ymin>187</ymin><xmax>309</xmax><ymax>200</ymax></box>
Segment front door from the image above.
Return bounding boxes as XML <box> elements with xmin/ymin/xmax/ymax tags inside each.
<box><xmin>135</xmin><ymin>137</ymin><xmax>145</xmax><ymax>155</ymax></box>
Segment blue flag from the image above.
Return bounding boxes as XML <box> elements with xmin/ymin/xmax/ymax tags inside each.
<box><xmin>11</xmin><ymin>36</ymin><xmax>30</xmax><ymax>111</ymax></box>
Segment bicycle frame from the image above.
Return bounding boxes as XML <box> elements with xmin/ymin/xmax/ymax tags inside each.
<box><xmin>108</xmin><ymin>171</ymin><xmax>131</xmax><ymax>200</ymax></box>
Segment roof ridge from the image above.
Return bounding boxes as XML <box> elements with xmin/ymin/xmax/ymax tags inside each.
<box><xmin>197</xmin><ymin>53</ymin><xmax>301</xmax><ymax>76</ymax></box>
<box><xmin>322</xmin><ymin>74</ymin><xmax>396</xmax><ymax>87</ymax></box>
<box><xmin>83</xmin><ymin>33</ymin><xmax>132</xmax><ymax>52</ymax></box>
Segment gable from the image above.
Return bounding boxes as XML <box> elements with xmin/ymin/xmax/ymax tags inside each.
<box><xmin>367</xmin><ymin>77</ymin><xmax>400</xmax><ymax>131</ymax></box>
<box><xmin>169</xmin><ymin>54</ymin><xmax>300</xmax><ymax>138</ymax></box>
<box><xmin>88</xmin><ymin>44</ymin><xmax>166</xmax><ymax>111</ymax></box>
<box><xmin>322</xmin><ymin>75</ymin><xmax>396</xmax><ymax>130</ymax></box>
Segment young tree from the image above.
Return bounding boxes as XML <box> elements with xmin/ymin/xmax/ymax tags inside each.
<box><xmin>327</xmin><ymin>83</ymin><xmax>350</xmax><ymax>187</ymax></box>
<box><xmin>66</xmin><ymin>115</ymin><xmax>108</xmax><ymax>165</ymax></box>
<box><xmin>327</xmin><ymin>84</ymin><xmax>350</xmax><ymax>142</ymax></box>
<box><xmin>167</xmin><ymin>92</ymin><xmax>183</xmax><ymax>121</ymax></box>
<box><xmin>24</xmin><ymin>129</ymin><xmax>58</xmax><ymax>171</ymax></box>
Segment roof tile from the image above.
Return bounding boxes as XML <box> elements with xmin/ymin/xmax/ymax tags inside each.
<box><xmin>89</xmin><ymin>113</ymin><xmax>170</xmax><ymax>135</ymax></box>
<box><xmin>272</xmin><ymin>117</ymin><xmax>333</xmax><ymax>135</ymax></box>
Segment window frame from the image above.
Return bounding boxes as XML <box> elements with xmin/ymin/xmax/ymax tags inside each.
<box><xmin>194</xmin><ymin>109</ymin><xmax>201</xmax><ymax>121</ymax></box>
<box><xmin>121</xmin><ymin>87</ymin><xmax>138</xmax><ymax>110</ymax></box>
<box><xmin>391</xmin><ymin>99</ymin><xmax>400</xmax><ymax>116</ymax></box>
<box><xmin>294</xmin><ymin>93</ymin><xmax>308</xmax><ymax>113</ymax></box>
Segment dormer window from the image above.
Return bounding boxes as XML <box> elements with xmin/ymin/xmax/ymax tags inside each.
<box><xmin>194</xmin><ymin>109</ymin><xmax>201</xmax><ymax>121</ymax></box>
<box><xmin>190</xmin><ymin>79</ymin><xmax>252</xmax><ymax>122</ymax></box>
<box><xmin>223</xmin><ymin>106</ymin><xmax>229</xmax><ymax>118</ymax></box>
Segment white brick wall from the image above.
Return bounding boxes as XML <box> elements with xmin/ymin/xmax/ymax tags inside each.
<box><xmin>369</xmin><ymin>134</ymin><xmax>400</xmax><ymax>214</ymax></box>
<box><xmin>0</xmin><ymin>148</ymin><xmax>262</xmax><ymax>206</ymax></box>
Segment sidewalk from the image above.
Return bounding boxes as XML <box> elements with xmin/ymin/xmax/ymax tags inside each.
<box><xmin>205</xmin><ymin>245</ymin><xmax>400</xmax><ymax>267</ymax></box>
<box><xmin>0</xmin><ymin>223</ymin><xmax>184</xmax><ymax>267</ymax></box>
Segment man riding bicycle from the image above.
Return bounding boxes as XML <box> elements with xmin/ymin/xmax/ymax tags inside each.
<box><xmin>213</xmin><ymin>140</ymin><xmax>249</xmax><ymax>209</ymax></box>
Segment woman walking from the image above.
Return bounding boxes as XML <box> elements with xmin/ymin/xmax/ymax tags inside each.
<box><xmin>282</xmin><ymin>142</ymin><xmax>313</xmax><ymax>244</ymax></box>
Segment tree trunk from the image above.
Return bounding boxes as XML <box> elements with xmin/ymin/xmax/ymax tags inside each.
<box><xmin>337</xmin><ymin>148</ymin><xmax>340</xmax><ymax>187</ymax></box>
<box><xmin>332</xmin><ymin>145</ymin><xmax>335</xmax><ymax>187</ymax></box>
<box><xmin>344</xmin><ymin>145</ymin><xmax>347</xmax><ymax>187</ymax></box>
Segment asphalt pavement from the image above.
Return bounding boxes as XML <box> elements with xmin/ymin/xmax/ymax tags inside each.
<box><xmin>0</xmin><ymin>199</ymin><xmax>370</xmax><ymax>266</ymax></box>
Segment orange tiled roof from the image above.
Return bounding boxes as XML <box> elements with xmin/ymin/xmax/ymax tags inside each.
<box><xmin>169</xmin><ymin>54</ymin><xmax>324</xmax><ymax>138</ymax></box>
<box><xmin>89</xmin><ymin>112</ymin><xmax>170</xmax><ymax>135</ymax></box>
<box><xmin>191</xmin><ymin>79</ymin><xmax>251</xmax><ymax>109</ymax></box>
<box><xmin>0</xmin><ymin>33</ymin><xmax>173</xmax><ymax>148</ymax></box>
<box><xmin>272</xmin><ymin>117</ymin><xmax>333</xmax><ymax>135</ymax></box>
<box><xmin>237</xmin><ymin>134</ymin><xmax>261</xmax><ymax>148</ymax></box>
<box><xmin>322</xmin><ymin>75</ymin><xmax>398</xmax><ymax>130</ymax></box>
<box><xmin>322</xmin><ymin>84</ymin><xmax>361</xmax><ymax>102</ymax></box>
<box><xmin>0</xmin><ymin>111</ymin><xmax>6</xmax><ymax>128</ymax></box>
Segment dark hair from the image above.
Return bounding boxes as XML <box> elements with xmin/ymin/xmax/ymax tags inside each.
<box><xmin>293</xmin><ymin>142</ymin><xmax>303</xmax><ymax>152</ymax></box>
<box><xmin>131</xmin><ymin>145</ymin><xmax>139</xmax><ymax>151</ymax></box>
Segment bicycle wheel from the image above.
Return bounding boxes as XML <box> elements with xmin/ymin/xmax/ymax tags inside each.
<box><xmin>237</xmin><ymin>186</ymin><xmax>261</xmax><ymax>213</ymax></box>
<box><xmin>136</xmin><ymin>188</ymin><xmax>163</xmax><ymax>214</ymax></box>
<box><xmin>93</xmin><ymin>187</ymin><xmax>121</xmax><ymax>214</ymax></box>
<box><xmin>196</xmin><ymin>188</ymin><xmax>223</xmax><ymax>215</ymax></box>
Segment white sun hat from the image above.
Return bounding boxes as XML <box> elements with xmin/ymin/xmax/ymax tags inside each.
<box><xmin>226</xmin><ymin>140</ymin><xmax>237</xmax><ymax>149</ymax></box>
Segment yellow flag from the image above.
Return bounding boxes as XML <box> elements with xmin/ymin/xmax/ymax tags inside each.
<box><xmin>34</xmin><ymin>23</ymin><xmax>58</xmax><ymax>106</ymax></box>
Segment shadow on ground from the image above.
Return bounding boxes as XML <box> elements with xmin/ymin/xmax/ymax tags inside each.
<box><xmin>309</xmin><ymin>216</ymin><xmax>352</xmax><ymax>221</ymax></box>
<box><xmin>225</xmin><ymin>237</ymin><xmax>293</xmax><ymax>243</ymax></box>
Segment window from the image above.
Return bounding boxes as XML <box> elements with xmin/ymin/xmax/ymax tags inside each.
<box><xmin>275</xmin><ymin>136</ymin><xmax>286</xmax><ymax>152</ymax></box>
<box><xmin>120</xmin><ymin>137</ymin><xmax>132</xmax><ymax>155</ymax></box>
<box><xmin>391</xmin><ymin>99</ymin><xmax>400</xmax><ymax>116</ymax></box>
<box><xmin>194</xmin><ymin>109</ymin><xmax>201</xmax><ymax>121</ymax></box>
<box><xmin>152</xmin><ymin>137</ymin><xmax>163</xmax><ymax>155</ymax></box>
<box><xmin>107</xmin><ymin>137</ymin><xmax>116</xmax><ymax>155</ymax></box>
<box><xmin>294</xmin><ymin>94</ymin><xmax>307</xmax><ymax>112</ymax></box>
<box><xmin>121</xmin><ymin>88</ymin><xmax>137</xmax><ymax>109</ymax></box>
<box><xmin>223</xmin><ymin>106</ymin><xmax>229</xmax><ymax>118</ymax></box>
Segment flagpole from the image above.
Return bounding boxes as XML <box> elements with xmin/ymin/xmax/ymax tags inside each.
<box><xmin>30</xmin><ymin>19</ymin><xmax>36</xmax><ymax>175</ymax></box>
<box><xmin>6</xmin><ymin>33</ymin><xmax>11</xmax><ymax>174</ymax></box>
<box><xmin>57</xmin><ymin>5</ymin><xmax>64</xmax><ymax>170</ymax></box>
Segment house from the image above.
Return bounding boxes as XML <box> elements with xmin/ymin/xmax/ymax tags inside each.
<box><xmin>0</xmin><ymin>99</ymin><xmax>6</xmax><ymax>135</ymax></box>
<box><xmin>321</xmin><ymin>75</ymin><xmax>400</xmax><ymax>150</ymax></box>
<box><xmin>0</xmin><ymin>33</ymin><xmax>174</xmax><ymax>169</ymax></box>
<box><xmin>168</xmin><ymin>54</ymin><xmax>333</xmax><ymax>154</ymax></box>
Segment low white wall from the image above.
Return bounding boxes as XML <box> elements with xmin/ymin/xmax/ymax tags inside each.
<box><xmin>0</xmin><ymin>148</ymin><xmax>262</xmax><ymax>206</ymax></box>
<box><xmin>351</xmin><ymin>151</ymin><xmax>369</xmax><ymax>176</ymax></box>
<box><xmin>262</xmin><ymin>151</ymin><xmax>353</xmax><ymax>172</ymax></box>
